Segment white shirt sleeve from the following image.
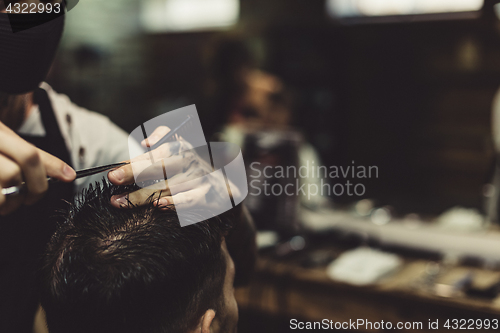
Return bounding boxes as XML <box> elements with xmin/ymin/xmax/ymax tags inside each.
<box><xmin>42</xmin><ymin>83</ymin><xmax>145</xmax><ymax>193</ymax></box>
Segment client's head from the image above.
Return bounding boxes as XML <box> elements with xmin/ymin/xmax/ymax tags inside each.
<box><xmin>40</xmin><ymin>182</ymin><xmax>238</xmax><ymax>333</ymax></box>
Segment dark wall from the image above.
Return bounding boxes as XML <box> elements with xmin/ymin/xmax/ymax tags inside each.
<box><xmin>258</xmin><ymin>12</ymin><xmax>500</xmax><ymax>214</ymax></box>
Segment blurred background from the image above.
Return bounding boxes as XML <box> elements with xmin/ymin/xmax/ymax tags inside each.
<box><xmin>46</xmin><ymin>0</ymin><xmax>500</xmax><ymax>331</ymax></box>
<box><xmin>49</xmin><ymin>0</ymin><xmax>500</xmax><ymax>214</ymax></box>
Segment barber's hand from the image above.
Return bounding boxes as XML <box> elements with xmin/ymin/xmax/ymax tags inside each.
<box><xmin>108</xmin><ymin>126</ymin><xmax>239</xmax><ymax>210</ymax></box>
<box><xmin>0</xmin><ymin>121</ymin><xmax>76</xmax><ymax>215</ymax></box>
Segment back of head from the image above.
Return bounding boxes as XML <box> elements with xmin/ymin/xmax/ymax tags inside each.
<box><xmin>40</xmin><ymin>182</ymin><xmax>232</xmax><ymax>333</ymax></box>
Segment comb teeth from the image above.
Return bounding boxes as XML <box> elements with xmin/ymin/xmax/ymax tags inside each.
<box><xmin>165</xmin><ymin>117</ymin><xmax>192</xmax><ymax>142</ymax></box>
<box><xmin>150</xmin><ymin>116</ymin><xmax>194</xmax><ymax>149</ymax></box>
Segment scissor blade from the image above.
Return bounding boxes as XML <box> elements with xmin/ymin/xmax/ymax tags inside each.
<box><xmin>1</xmin><ymin>186</ymin><xmax>23</xmax><ymax>196</ymax></box>
<box><xmin>2</xmin><ymin>162</ymin><xmax>131</xmax><ymax>197</ymax></box>
<box><xmin>75</xmin><ymin>162</ymin><xmax>130</xmax><ymax>179</ymax></box>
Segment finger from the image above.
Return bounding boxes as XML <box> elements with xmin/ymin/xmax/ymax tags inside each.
<box><xmin>0</xmin><ymin>154</ymin><xmax>22</xmax><ymax>187</ymax></box>
<box><xmin>132</xmin><ymin>169</ymin><xmax>210</xmax><ymax>206</ymax></box>
<box><xmin>108</xmin><ymin>149</ymin><xmax>197</xmax><ymax>185</ymax></box>
<box><xmin>108</xmin><ymin>142</ymin><xmax>182</xmax><ymax>185</ymax></box>
<box><xmin>0</xmin><ymin>121</ymin><xmax>16</xmax><ymax>134</ymax></box>
<box><xmin>169</xmin><ymin>179</ymin><xmax>230</xmax><ymax>212</ymax></box>
<box><xmin>142</xmin><ymin>141</ymin><xmax>185</xmax><ymax>161</ymax></box>
<box><xmin>0</xmin><ymin>154</ymin><xmax>23</xmax><ymax>215</ymax></box>
<box><xmin>0</xmin><ymin>192</ymin><xmax>5</xmax><ymax>208</ymax></box>
<box><xmin>164</xmin><ymin>171</ymin><xmax>208</xmax><ymax>189</ymax></box>
<box><xmin>108</xmin><ymin>160</ymin><xmax>149</xmax><ymax>186</ymax></box>
<box><xmin>38</xmin><ymin>149</ymin><xmax>76</xmax><ymax>182</ymax></box>
<box><xmin>109</xmin><ymin>159</ymin><xmax>210</xmax><ymax>207</ymax></box>
<box><xmin>166</xmin><ymin>185</ymin><xmax>209</xmax><ymax>210</ymax></box>
<box><xmin>110</xmin><ymin>182</ymin><xmax>172</xmax><ymax>208</ymax></box>
<box><xmin>0</xmin><ymin>131</ymin><xmax>48</xmax><ymax>204</ymax></box>
<box><xmin>109</xmin><ymin>137</ymin><xmax>203</xmax><ymax>186</ymax></box>
<box><xmin>135</xmin><ymin>140</ymin><xmax>194</xmax><ymax>165</ymax></box>
<box><xmin>141</xmin><ymin>126</ymin><xmax>171</xmax><ymax>148</ymax></box>
<box><xmin>136</xmin><ymin>154</ymin><xmax>203</xmax><ymax>184</ymax></box>
<box><xmin>154</xmin><ymin>196</ymin><xmax>174</xmax><ymax>209</ymax></box>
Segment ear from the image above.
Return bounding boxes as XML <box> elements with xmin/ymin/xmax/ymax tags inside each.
<box><xmin>190</xmin><ymin>309</ymin><xmax>216</xmax><ymax>333</ymax></box>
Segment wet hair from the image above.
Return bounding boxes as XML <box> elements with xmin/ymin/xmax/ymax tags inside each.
<box><xmin>39</xmin><ymin>181</ymin><xmax>232</xmax><ymax>333</ymax></box>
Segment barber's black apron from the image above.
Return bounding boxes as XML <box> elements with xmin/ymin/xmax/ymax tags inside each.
<box><xmin>0</xmin><ymin>88</ymin><xmax>74</xmax><ymax>332</ymax></box>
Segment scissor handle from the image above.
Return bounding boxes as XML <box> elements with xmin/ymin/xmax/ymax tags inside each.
<box><xmin>1</xmin><ymin>162</ymin><xmax>130</xmax><ymax>198</ymax></box>
<box><xmin>1</xmin><ymin>177</ymin><xmax>57</xmax><ymax>197</ymax></box>
<box><xmin>1</xmin><ymin>116</ymin><xmax>191</xmax><ymax>198</ymax></box>
<box><xmin>1</xmin><ymin>185</ymin><xmax>24</xmax><ymax>197</ymax></box>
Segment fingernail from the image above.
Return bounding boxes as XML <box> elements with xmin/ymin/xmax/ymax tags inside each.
<box><xmin>142</xmin><ymin>137</ymin><xmax>157</xmax><ymax>147</ymax></box>
<box><xmin>113</xmin><ymin>194</ymin><xmax>129</xmax><ymax>207</ymax></box>
<box><xmin>63</xmin><ymin>164</ymin><xmax>76</xmax><ymax>178</ymax></box>
<box><xmin>158</xmin><ymin>197</ymin><xmax>171</xmax><ymax>206</ymax></box>
<box><xmin>110</xmin><ymin>169</ymin><xmax>125</xmax><ymax>182</ymax></box>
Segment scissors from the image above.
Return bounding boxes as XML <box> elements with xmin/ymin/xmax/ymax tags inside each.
<box><xmin>1</xmin><ymin>162</ymin><xmax>130</xmax><ymax>197</ymax></box>
<box><xmin>1</xmin><ymin>115</ymin><xmax>193</xmax><ymax>197</ymax></box>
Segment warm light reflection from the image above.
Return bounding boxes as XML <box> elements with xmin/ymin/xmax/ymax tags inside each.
<box><xmin>327</xmin><ymin>0</ymin><xmax>483</xmax><ymax>18</ymax></box>
<box><xmin>140</xmin><ymin>0</ymin><xmax>239</xmax><ymax>32</ymax></box>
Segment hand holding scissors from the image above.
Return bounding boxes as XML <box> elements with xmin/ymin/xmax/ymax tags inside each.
<box><xmin>0</xmin><ymin>121</ymin><xmax>76</xmax><ymax>215</ymax></box>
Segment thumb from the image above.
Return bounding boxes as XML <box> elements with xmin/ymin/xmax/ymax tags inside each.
<box><xmin>38</xmin><ymin>149</ymin><xmax>76</xmax><ymax>182</ymax></box>
<box><xmin>141</xmin><ymin>126</ymin><xmax>171</xmax><ymax>148</ymax></box>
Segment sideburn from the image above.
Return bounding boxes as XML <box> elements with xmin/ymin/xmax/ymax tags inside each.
<box><xmin>0</xmin><ymin>92</ymin><xmax>28</xmax><ymax>131</ymax></box>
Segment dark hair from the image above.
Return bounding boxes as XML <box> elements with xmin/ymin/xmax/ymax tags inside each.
<box><xmin>40</xmin><ymin>182</ymin><xmax>232</xmax><ymax>333</ymax></box>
